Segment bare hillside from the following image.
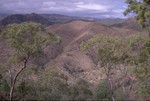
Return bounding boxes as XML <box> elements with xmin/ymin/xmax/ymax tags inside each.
<box><xmin>0</xmin><ymin>20</ymin><xmax>142</xmax><ymax>85</ymax></box>
<box><xmin>45</xmin><ymin>20</ymin><xmax>141</xmax><ymax>85</ymax></box>
<box><xmin>112</xmin><ymin>17</ymin><xmax>142</xmax><ymax>31</ymax></box>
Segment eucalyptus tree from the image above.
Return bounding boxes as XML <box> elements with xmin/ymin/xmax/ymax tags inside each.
<box><xmin>124</xmin><ymin>0</ymin><xmax>150</xmax><ymax>99</ymax></box>
<box><xmin>0</xmin><ymin>22</ymin><xmax>59</xmax><ymax>100</ymax></box>
<box><xmin>124</xmin><ymin>0</ymin><xmax>150</xmax><ymax>34</ymax></box>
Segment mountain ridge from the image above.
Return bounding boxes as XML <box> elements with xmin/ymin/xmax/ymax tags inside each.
<box><xmin>0</xmin><ymin>13</ymin><xmax>51</xmax><ymax>26</ymax></box>
<box><xmin>111</xmin><ymin>17</ymin><xmax>142</xmax><ymax>31</ymax></box>
<box><xmin>0</xmin><ymin>13</ymin><xmax>125</xmax><ymax>27</ymax></box>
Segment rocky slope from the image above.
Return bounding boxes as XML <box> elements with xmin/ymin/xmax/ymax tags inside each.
<box><xmin>45</xmin><ymin>20</ymin><xmax>140</xmax><ymax>85</ymax></box>
<box><xmin>0</xmin><ymin>19</ymin><xmax>141</xmax><ymax>85</ymax></box>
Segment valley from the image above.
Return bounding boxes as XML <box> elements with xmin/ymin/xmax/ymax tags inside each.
<box><xmin>0</xmin><ymin>13</ymin><xmax>149</xmax><ymax>100</ymax></box>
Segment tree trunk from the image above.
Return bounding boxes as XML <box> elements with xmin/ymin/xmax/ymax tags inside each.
<box><xmin>9</xmin><ymin>55</ymin><xmax>30</xmax><ymax>101</ymax></box>
<box><xmin>122</xmin><ymin>86</ymin><xmax>127</xmax><ymax>101</ymax></box>
<box><xmin>104</xmin><ymin>65</ymin><xmax>116</xmax><ymax>101</ymax></box>
<box><xmin>107</xmin><ymin>77</ymin><xmax>115</xmax><ymax>101</ymax></box>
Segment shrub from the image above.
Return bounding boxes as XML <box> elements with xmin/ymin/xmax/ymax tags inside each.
<box><xmin>95</xmin><ymin>80</ymin><xmax>111</xmax><ymax>100</ymax></box>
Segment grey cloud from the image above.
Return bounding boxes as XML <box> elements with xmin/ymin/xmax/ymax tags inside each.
<box><xmin>0</xmin><ymin>0</ymin><xmax>127</xmax><ymax>18</ymax></box>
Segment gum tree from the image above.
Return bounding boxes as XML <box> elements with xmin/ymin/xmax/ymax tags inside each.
<box><xmin>124</xmin><ymin>0</ymin><xmax>150</xmax><ymax>99</ymax></box>
<box><xmin>0</xmin><ymin>22</ymin><xmax>59</xmax><ymax>100</ymax></box>
<box><xmin>124</xmin><ymin>0</ymin><xmax>150</xmax><ymax>34</ymax></box>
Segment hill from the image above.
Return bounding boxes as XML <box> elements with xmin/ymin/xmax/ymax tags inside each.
<box><xmin>0</xmin><ymin>14</ymin><xmax>9</xmax><ymax>20</ymax></box>
<box><xmin>45</xmin><ymin>20</ymin><xmax>141</xmax><ymax>84</ymax></box>
<box><xmin>0</xmin><ymin>19</ymin><xmax>146</xmax><ymax>100</ymax></box>
<box><xmin>0</xmin><ymin>13</ymin><xmax>126</xmax><ymax>27</ymax></box>
<box><xmin>0</xmin><ymin>19</ymin><xmax>142</xmax><ymax>84</ymax></box>
<box><xmin>0</xmin><ymin>13</ymin><xmax>95</xmax><ymax>27</ymax></box>
<box><xmin>96</xmin><ymin>18</ymin><xmax>124</xmax><ymax>25</ymax></box>
<box><xmin>111</xmin><ymin>17</ymin><xmax>142</xmax><ymax>31</ymax></box>
<box><xmin>0</xmin><ymin>13</ymin><xmax>51</xmax><ymax>26</ymax></box>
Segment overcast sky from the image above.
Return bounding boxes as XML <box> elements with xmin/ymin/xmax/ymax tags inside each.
<box><xmin>0</xmin><ymin>0</ymin><xmax>129</xmax><ymax>18</ymax></box>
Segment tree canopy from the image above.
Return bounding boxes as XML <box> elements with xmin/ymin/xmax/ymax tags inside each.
<box><xmin>124</xmin><ymin>0</ymin><xmax>150</xmax><ymax>33</ymax></box>
<box><xmin>0</xmin><ymin>22</ymin><xmax>60</xmax><ymax>100</ymax></box>
<box><xmin>1</xmin><ymin>22</ymin><xmax>59</xmax><ymax>63</ymax></box>
<box><xmin>124</xmin><ymin>0</ymin><xmax>150</xmax><ymax>98</ymax></box>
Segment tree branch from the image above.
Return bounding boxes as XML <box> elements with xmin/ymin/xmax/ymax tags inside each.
<box><xmin>103</xmin><ymin>64</ymin><xmax>116</xmax><ymax>101</ymax></box>
<box><xmin>9</xmin><ymin>54</ymin><xmax>30</xmax><ymax>101</ymax></box>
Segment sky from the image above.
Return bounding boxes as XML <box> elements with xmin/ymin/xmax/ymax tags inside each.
<box><xmin>0</xmin><ymin>0</ymin><xmax>129</xmax><ymax>18</ymax></box>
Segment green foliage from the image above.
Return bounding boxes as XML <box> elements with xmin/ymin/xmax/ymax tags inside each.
<box><xmin>124</xmin><ymin>0</ymin><xmax>150</xmax><ymax>33</ymax></box>
<box><xmin>80</xmin><ymin>34</ymin><xmax>106</xmax><ymax>51</ymax></box>
<box><xmin>134</xmin><ymin>36</ymin><xmax>150</xmax><ymax>98</ymax></box>
<box><xmin>20</xmin><ymin>69</ymin><xmax>93</xmax><ymax>100</ymax></box>
<box><xmin>81</xmin><ymin>33</ymin><xmax>147</xmax><ymax>99</ymax></box>
<box><xmin>0</xmin><ymin>76</ymin><xmax>9</xmax><ymax>96</ymax></box>
<box><xmin>124</xmin><ymin>2</ymin><xmax>150</xmax><ymax>96</ymax></box>
<box><xmin>47</xmin><ymin>32</ymin><xmax>61</xmax><ymax>44</ymax></box>
<box><xmin>81</xmin><ymin>34</ymin><xmax>145</xmax><ymax>65</ymax></box>
<box><xmin>0</xmin><ymin>22</ymin><xmax>60</xmax><ymax>100</ymax></box>
<box><xmin>16</xmin><ymin>81</ymin><xmax>26</xmax><ymax>97</ymax></box>
<box><xmin>1</xmin><ymin>22</ymin><xmax>59</xmax><ymax>63</ymax></box>
<box><xmin>113</xmin><ymin>88</ymin><xmax>124</xmax><ymax>101</ymax></box>
<box><xmin>95</xmin><ymin>80</ymin><xmax>111</xmax><ymax>100</ymax></box>
<box><xmin>25</xmin><ymin>69</ymin><xmax>69</xmax><ymax>100</ymax></box>
<box><xmin>68</xmin><ymin>79</ymin><xmax>93</xmax><ymax>100</ymax></box>
<box><xmin>2</xmin><ymin>22</ymin><xmax>44</xmax><ymax>54</ymax></box>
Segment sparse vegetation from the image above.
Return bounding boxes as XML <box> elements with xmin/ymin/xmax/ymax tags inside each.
<box><xmin>95</xmin><ymin>80</ymin><xmax>111</xmax><ymax>100</ymax></box>
<box><xmin>125</xmin><ymin>0</ymin><xmax>150</xmax><ymax>99</ymax></box>
<box><xmin>0</xmin><ymin>22</ymin><xmax>59</xmax><ymax>100</ymax></box>
<box><xmin>0</xmin><ymin>1</ymin><xmax>149</xmax><ymax>99</ymax></box>
<box><xmin>124</xmin><ymin>0</ymin><xmax>150</xmax><ymax>33</ymax></box>
<box><xmin>81</xmin><ymin>33</ymin><xmax>148</xmax><ymax>100</ymax></box>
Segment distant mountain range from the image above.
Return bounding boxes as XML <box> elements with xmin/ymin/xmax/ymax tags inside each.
<box><xmin>0</xmin><ymin>14</ymin><xmax>8</xmax><ymax>20</ymax></box>
<box><xmin>0</xmin><ymin>13</ymin><xmax>125</xmax><ymax>26</ymax></box>
<box><xmin>0</xmin><ymin>13</ymin><xmax>52</xmax><ymax>26</ymax></box>
<box><xmin>111</xmin><ymin>17</ymin><xmax>142</xmax><ymax>31</ymax></box>
<box><xmin>0</xmin><ymin>13</ymin><xmax>141</xmax><ymax>32</ymax></box>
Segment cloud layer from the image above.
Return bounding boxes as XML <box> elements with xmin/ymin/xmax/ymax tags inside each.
<box><xmin>0</xmin><ymin>0</ymin><xmax>128</xmax><ymax>18</ymax></box>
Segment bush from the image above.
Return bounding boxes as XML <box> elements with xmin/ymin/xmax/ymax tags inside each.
<box><xmin>95</xmin><ymin>80</ymin><xmax>111</xmax><ymax>100</ymax></box>
<box><xmin>24</xmin><ymin>69</ymin><xmax>69</xmax><ymax>100</ymax></box>
<box><xmin>68</xmin><ymin>79</ymin><xmax>93</xmax><ymax>100</ymax></box>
